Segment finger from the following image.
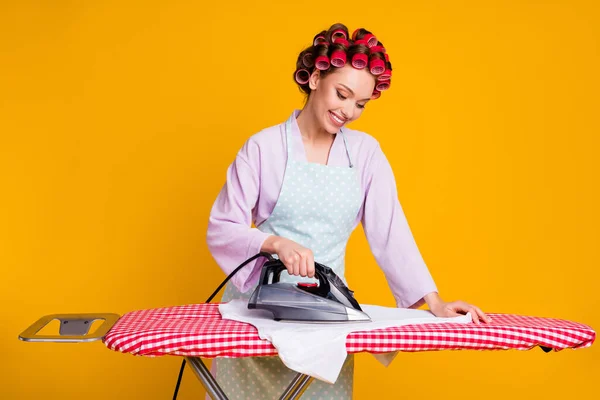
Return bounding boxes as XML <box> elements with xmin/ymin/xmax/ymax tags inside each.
<box><xmin>468</xmin><ymin>308</ymin><xmax>480</xmax><ymax>324</ymax></box>
<box><xmin>455</xmin><ymin>303</ymin><xmax>489</xmax><ymax>324</ymax></box>
<box><xmin>443</xmin><ymin>301</ymin><xmax>464</xmax><ymax>313</ymax></box>
<box><xmin>307</xmin><ymin>251</ymin><xmax>315</xmax><ymax>278</ymax></box>
<box><xmin>452</xmin><ymin>301</ymin><xmax>474</xmax><ymax>314</ymax></box>
<box><xmin>298</xmin><ymin>251</ymin><xmax>308</xmax><ymax>277</ymax></box>
<box><xmin>284</xmin><ymin>253</ymin><xmax>298</xmax><ymax>276</ymax></box>
<box><xmin>282</xmin><ymin>256</ymin><xmax>294</xmax><ymax>276</ymax></box>
<box><xmin>445</xmin><ymin>309</ymin><xmax>461</xmax><ymax>318</ymax></box>
<box><xmin>293</xmin><ymin>253</ymin><xmax>301</xmax><ymax>276</ymax></box>
<box><xmin>473</xmin><ymin>306</ymin><xmax>491</xmax><ymax>323</ymax></box>
<box><xmin>456</xmin><ymin>301</ymin><xmax>472</xmax><ymax>312</ymax></box>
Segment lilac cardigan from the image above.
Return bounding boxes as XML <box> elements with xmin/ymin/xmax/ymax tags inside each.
<box><xmin>207</xmin><ymin>110</ymin><xmax>437</xmax><ymax>308</ymax></box>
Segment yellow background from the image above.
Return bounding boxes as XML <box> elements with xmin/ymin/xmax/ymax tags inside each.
<box><xmin>1</xmin><ymin>1</ymin><xmax>598</xmax><ymax>399</ymax></box>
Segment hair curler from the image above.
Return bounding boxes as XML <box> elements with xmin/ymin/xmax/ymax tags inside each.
<box><xmin>302</xmin><ymin>52</ymin><xmax>314</xmax><ymax>68</ymax></box>
<box><xmin>369</xmin><ymin>58</ymin><xmax>385</xmax><ymax>75</ymax></box>
<box><xmin>377</xmin><ymin>69</ymin><xmax>392</xmax><ymax>81</ymax></box>
<box><xmin>332</xmin><ymin>29</ymin><xmax>347</xmax><ymax>41</ymax></box>
<box><xmin>375</xmin><ymin>80</ymin><xmax>391</xmax><ymax>91</ymax></box>
<box><xmin>315</xmin><ymin>55</ymin><xmax>330</xmax><ymax>70</ymax></box>
<box><xmin>295</xmin><ymin>69</ymin><xmax>310</xmax><ymax>85</ymax></box>
<box><xmin>351</xmin><ymin>53</ymin><xmax>368</xmax><ymax>69</ymax></box>
<box><xmin>362</xmin><ymin>33</ymin><xmax>377</xmax><ymax>48</ymax></box>
<box><xmin>331</xmin><ymin>49</ymin><xmax>347</xmax><ymax>67</ymax></box>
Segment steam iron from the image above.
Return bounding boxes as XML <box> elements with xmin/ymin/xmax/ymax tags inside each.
<box><xmin>248</xmin><ymin>259</ymin><xmax>371</xmax><ymax>322</ymax></box>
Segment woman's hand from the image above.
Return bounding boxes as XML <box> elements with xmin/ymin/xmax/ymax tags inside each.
<box><xmin>261</xmin><ymin>235</ymin><xmax>315</xmax><ymax>278</ymax></box>
<box><xmin>424</xmin><ymin>292</ymin><xmax>491</xmax><ymax>325</ymax></box>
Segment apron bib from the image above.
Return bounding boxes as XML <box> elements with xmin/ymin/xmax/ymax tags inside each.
<box><xmin>215</xmin><ymin>114</ymin><xmax>362</xmax><ymax>399</ymax></box>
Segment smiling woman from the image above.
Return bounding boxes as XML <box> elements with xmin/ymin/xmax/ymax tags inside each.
<box><xmin>196</xmin><ymin>22</ymin><xmax>490</xmax><ymax>400</ymax></box>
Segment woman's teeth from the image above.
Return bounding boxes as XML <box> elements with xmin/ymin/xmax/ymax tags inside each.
<box><xmin>330</xmin><ymin>112</ymin><xmax>345</xmax><ymax>125</ymax></box>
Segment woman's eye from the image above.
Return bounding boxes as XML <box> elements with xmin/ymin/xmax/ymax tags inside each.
<box><xmin>356</xmin><ymin>103</ymin><xmax>366</xmax><ymax>109</ymax></box>
<box><xmin>336</xmin><ymin>90</ymin><xmax>346</xmax><ymax>100</ymax></box>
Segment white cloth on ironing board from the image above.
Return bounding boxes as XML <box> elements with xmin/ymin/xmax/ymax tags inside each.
<box><xmin>219</xmin><ymin>298</ymin><xmax>472</xmax><ymax>384</ymax></box>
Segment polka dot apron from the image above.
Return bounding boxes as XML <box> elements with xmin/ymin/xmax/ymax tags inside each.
<box><xmin>214</xmin><ymin>114</ymin><xmax>362</xmax><ymax>399</ymax></box>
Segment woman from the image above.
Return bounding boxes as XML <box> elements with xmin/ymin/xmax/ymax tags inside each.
<box><xmin>206</xmin><ymin>23</ymin><xmax>490</xmax><ymax>400</ymax></box>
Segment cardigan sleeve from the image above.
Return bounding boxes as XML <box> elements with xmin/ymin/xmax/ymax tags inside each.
<box><xmin>361</xmin><ymin>144</ymin><xmax>438</xmax><ymax>308</ymax></box>
<box><xmin>206</xmin><ymin>138</ymin><xmax>273</xmax><ymax>293</ymax></box>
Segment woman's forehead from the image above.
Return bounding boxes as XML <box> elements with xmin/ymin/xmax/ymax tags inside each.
<box><xmin>327</xmin><ymin>66</ymin><xmax>376</xmax><ymax>97</ymax></box>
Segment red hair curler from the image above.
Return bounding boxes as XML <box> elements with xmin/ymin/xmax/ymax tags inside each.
<box><xmin>302</xmin><ymin>53</ymin><xmax>314</xmax><ymax>68</ymax></box>
<box><xmin>315</xmin><ymin>54</ymin><xmax>330</xmax><ymax>70</ymax></box>
<box><xmin>384</xmin><ymin>53</ymin><xmax>389</xmax><ymax>62</ymax></box>
<box><xmin>332</xmin><ymin>29</ymin><xmax>347</xmax><ymax>41</ymax></box>
<box><xmin>333</xmin><ymin>37</ymin><xmax>349</xmax><ymax>47</ymax></box>
<box><xmin>363</xmin><ymin>33</ymin><xmax>378</xmax><ymax>48</ymax></box>
<box><xmin>354</xmin><ymin>39</ymin><xmax>368</xmax><ymax>47</ymax></box>
<box><xmin>377</xmin><ymin>69</ymin><xmax>392</xmax><ymax>81</ymax></box>
<box><xmin>369</xmin><ymin>58</ymin><xmax>385</xmax><ymax>75</ymax></box>
<box><xmin>371</xmin><ymin>90</ymin><xmax>381</xmax><ymax>100</ymax></box>
<box><xmin>376</xmin><ymin>80</ymin><xmax>391</xmax><ymax>91</ymax></box>
<box><xmin>295</xmin><ymin>69</ymin><xmax>310</xmax><ymax>85</ymax></box>
<box><xmin>331</xmin><ymin>49</ymin><xmax>347</xmax><ymax>67</ymax></box>
<box><xmin>351</xmin><ymin>53</ymin><xmax>368</xmax><ymax>69</ymax></box>
<box><xmin>314</xmin><ymin>35</ymin><xmax>328</xmax><ymax>46</ymax></box>
<box><xmin>370</xmin><ymin>45</ymin><xmax>385</xmax><ymax>54</ymax></box>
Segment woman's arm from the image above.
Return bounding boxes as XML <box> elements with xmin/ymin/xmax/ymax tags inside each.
<box><xmin>206</xmin><ymin>140</ymin><xmax>273</xmax><ymax>293</ymax></box>
<box><xmin>361</xmin><ymin>144</ymin><xmax>490</xmax><ymax>323</ymax></box>
<box><xmin>360</xmin><ymin>143</ymin><xmax>437</xmax><ymax>309</ymax></box>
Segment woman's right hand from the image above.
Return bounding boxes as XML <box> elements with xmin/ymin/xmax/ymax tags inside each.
<box><xmin>261</xmin><ymin>235</ymin><xmax>315</xmax><ymax>278</ymax></box>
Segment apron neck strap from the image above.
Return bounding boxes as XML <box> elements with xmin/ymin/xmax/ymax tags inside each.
<box><xmin>285</xmin><ymin>116</ymin><xmax>294</xmax><ymax>159</ymax></box>
<box><xmin>286</xmin><ymin>114</ymin><xmax>354</xmax><ymax>168</ymax></box>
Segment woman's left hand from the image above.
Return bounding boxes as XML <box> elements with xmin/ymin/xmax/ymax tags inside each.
<box><xmin>425</xmin><ymin>293</ymin><xmax>491</xmax><ymax>325</ymax></box>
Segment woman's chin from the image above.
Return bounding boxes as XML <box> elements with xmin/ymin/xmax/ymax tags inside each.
<box><xmin>324</xmin><ymin>115</ymin><xmax>344</xmax><ymax>134</ymax></box>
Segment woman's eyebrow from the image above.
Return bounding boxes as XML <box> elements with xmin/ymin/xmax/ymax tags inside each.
<box><xmin>338</xmin><ymin>84</ymin><xmax>371</xmax><ymax>102</ymax></box>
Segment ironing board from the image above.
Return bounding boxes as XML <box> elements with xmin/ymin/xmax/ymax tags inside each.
<box><xmin>19</xmin><ymin>303</ymin><xmax>596</xmax><ymax>400</ymax></box>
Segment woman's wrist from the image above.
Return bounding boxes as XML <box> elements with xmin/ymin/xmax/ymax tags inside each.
<box><xmin>424</xmin><ymin>291</ymin><xmax>443</xmax><ymax>309</ymax></box>
<box><xmin>261</xmin><ymin>235</ymin><xmax>282</xmax><ymax>253</ymax></box>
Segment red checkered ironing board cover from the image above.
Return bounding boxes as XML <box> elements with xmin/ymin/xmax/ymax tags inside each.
<box><xmin>103</xmin><ymin>303</ymin><xmax>595</xmax><ymax>357</ymax></box>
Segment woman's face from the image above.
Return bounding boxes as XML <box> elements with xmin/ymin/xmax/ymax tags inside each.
<box><xmin>308</xmin><ymin>64</ymin><xmax>376</xmax><ymax>134</ymax></box>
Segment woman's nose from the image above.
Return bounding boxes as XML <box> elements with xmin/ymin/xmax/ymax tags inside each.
<box><xmin>341</xmin><ymin>105</ymin><xmax>352</xmax><ymax>121</ymax></box>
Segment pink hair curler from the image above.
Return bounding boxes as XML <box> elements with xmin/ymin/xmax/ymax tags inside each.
<box><xmin>315</xmin><ymin>54</ymin><xmax>330</xmax><ymax>70</ymax></box>
<box><xmin>302</xmin><ymin>53</ymin><xmax>314</xmax><ymax>68</ymax></box>
<box><xmin>331</xmin><ymin>49</ymin><xmax>347</xmax><ymax>67</ymax></box>
<box><xmin>377</xmin><ymin>68</ymin><xmax>392</xmax><ymax>81</ymax></box>
<box><xmin>351</xmin><ymin>53</ymin><xmax>368</xmax><ymax>69</ymax></box>
<box><xmin>332</xmin><ymin>29</ymin><xmax>347</xmax><ymax>41</ymax></box>
<box><xmin>333</xmin><ymin>37</ymin><xmax>349</xmax><ymax>47</ymax></box>
<box><xmin>376</xmin><ymin>80</ymin><xmax>391</xmax><ymax>91</ymax></box>
<box><xmin>295</xmin><ymin>69</ymin><xmax>310</xmax><ymax>85</ymax></box>
<box><xmin>369</xmin><ymin>58</ymin><xmax>385</xmax><ymax>75</ymax></box>
<box><xmin>371</xmin><ymin>90</ymin><xmax>381</xmax><ymax>99</ymax></box>
<box><xmin>370</xmin><ymin>45</ymin><xmax>385</xmax><ymax>54</ymax></box>
<box><xmin>314</xmin><ymin>35</ymin><xmax>328</xmax><ymax>46</ymax></box>
<box><xmin>363</xmin><ymin>33</ymin><xmax>378</xmax><ymax>48</ymax></box>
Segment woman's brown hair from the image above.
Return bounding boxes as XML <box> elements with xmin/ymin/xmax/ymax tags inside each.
<box><xmin>294</xmin><ymin>23</ymin><xmax>392</xmax><ymax>99</ymax></box>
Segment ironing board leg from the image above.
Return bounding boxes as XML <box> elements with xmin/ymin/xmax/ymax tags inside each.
<box><xmin>278</xmin><ymin>373</ymin><xmax>315</xmax><ymax>400</ymax></box>
<box><xmin>185</xmin><ymin>356</ymin><xmax>314</xmax><ymax>400</ymax></box>
<box><xmin>185</xmin><ymin>357</ymin><xmax>229</xmax><ymax>400</ymax></box>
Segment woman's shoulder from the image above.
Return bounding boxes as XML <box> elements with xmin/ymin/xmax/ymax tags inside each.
<box><xmin>342</xmin><ymin>126</ymin><xmax>382</xmax><ymax>157</ymax></box>
<box><xmin>235</xmin><ymin>120</ymin><xmax>286</xmax><ymax>163</ymax></box>
<box><xmin>240</xmin><ymin>121</ymin><xmax>285</xmax><ymax>152</ymax></box>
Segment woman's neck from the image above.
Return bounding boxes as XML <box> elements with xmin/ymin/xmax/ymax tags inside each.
<box><xmin>296</xmin><ymin>105</ymin><xmax>332</xmax><ymax>143</ymax></box>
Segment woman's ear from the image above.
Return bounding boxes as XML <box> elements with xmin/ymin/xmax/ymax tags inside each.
<box><xmin>308</xmin><ymin>69</ymin><xmax>321</xmax><ymax>91</ymax></box>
